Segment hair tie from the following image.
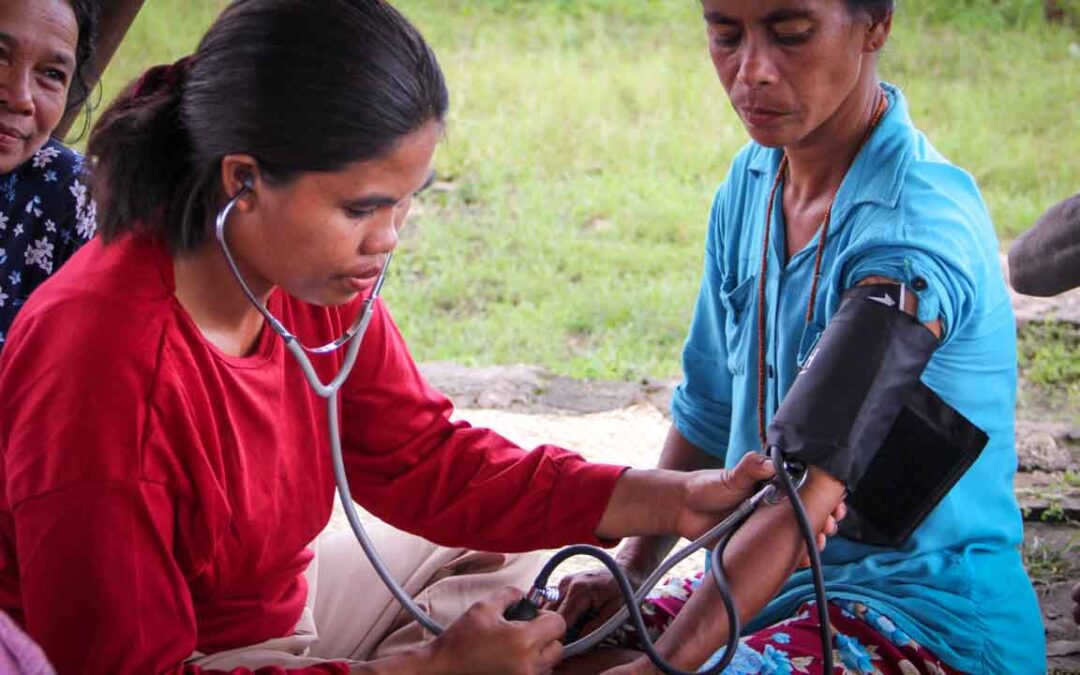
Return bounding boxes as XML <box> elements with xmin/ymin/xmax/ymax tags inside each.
<box><xmin>132</xmin><ymin>55</ymin><xmax>193</xmax><ymax>100</ymax></box>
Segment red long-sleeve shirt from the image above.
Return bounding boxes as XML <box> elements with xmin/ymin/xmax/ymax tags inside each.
<box><xmin>0</xmin><ymin>235</ymin><xmax>626</xmax><ymax>674</ymax></box>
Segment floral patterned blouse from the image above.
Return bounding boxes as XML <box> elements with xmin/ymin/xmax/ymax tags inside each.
<box><xmin>0</xmin><ymin>138</ymin><xmax>96</xmax><ymax>349</ymax></box>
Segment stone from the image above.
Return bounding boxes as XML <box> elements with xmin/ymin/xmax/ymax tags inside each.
<box><xmin>420</xmin><ymin>362</ymin><xmax>548</xmax><ymax>409</ymax></box>
<box><xmin>1017</xmin><ymin>423</ymin><xmax>1074</xmax><ymax>471</ymax></box>
<box><xmin>419</xmin><ymin>362</ymin><xmax>678</xmax><ymax>415</ymax></box>
<box><xmin>1048</xmin><ymin>641</ymin><xmax>1080</xmax><ymax>658</ymax></box>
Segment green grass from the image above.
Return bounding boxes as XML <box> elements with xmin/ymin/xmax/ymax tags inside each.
<box><xmin>1017</xmin><ymin>321</ymin><xmax>1080</xmax><ymax>423</ymax></box>
<box><xmin>88</xmin><ymin>1</ymin><xmax>1080</xmax><ymax>380</ymax></box>
<box><xmin>1022</xmin><ymin>529</ymin><xmax>1080</xmax><ymax>585</ymax></box>
<box><xmin>1019</xmin><ymin>322</ymin><xmax>1080</xmax><ymax>387</ymax></box>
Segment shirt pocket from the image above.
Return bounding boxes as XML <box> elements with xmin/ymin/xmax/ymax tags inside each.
<box><xmin>719</xmin><ymin>273</ymin><xmax>756</xmax><ymax>375</ymax></box>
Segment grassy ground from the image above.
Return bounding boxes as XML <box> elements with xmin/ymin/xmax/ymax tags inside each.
<box><xmin>90</xmin><ymin>1</ymin><xmax>1080</xmax><ymax>380</ymax></box>
<box><xmin>1019</xmin><ymin>321</ymin><xmax>1080</xmax><ymax>423</ymax></box>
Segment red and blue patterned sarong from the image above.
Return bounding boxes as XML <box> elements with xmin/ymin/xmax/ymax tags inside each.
<box><xmin>608</xmin><ymin>573</ymin><xmax>963</xmax><ymax>674</ymax></box>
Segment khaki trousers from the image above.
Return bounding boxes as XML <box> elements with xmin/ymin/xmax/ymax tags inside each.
<box><xmin>189</xmin><ymin>519</ymin><xmax>546</xmax><ymax>670</ymax></box>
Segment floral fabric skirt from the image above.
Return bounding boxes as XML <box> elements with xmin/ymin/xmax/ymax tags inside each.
<box><xmin>606</xmin><ymin>573</ymin><xmax>963</xmax><ymax>675</ymax></box>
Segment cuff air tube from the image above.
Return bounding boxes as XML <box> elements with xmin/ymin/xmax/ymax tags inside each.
<box><xmin>766</xmin><ymin>284</ymin><xmax>988</xmax><ymax>547</ymax></box>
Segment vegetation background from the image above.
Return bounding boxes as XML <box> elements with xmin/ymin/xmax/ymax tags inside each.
<box><xmin>88</xmin><ymin>0</ymin><xmax>1080</xmax><ymax>382</ymax></box>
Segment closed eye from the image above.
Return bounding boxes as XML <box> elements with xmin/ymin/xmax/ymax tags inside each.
<box><xmin>774</xmin><ymin>30</ymin><xmax>812</xmax><ymax>46</ymax></box>
<box><xmin>772</xmin><ymin>18</ymin><xmax>813</xmax><ymax>46</ymax></box>
<box><xmin>345</xmin><ymin>206</ymin><xmax>376</xmax><ymax>219</ymax></box>
<box><xmin>712</xmin><ymin>29</ymin><xmax>741</xmax><ymax>48</ymax></box>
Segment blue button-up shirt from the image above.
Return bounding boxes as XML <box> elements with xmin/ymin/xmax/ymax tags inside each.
<box><xmin>672</xmin><ymin>83</ymin><xmax>1044</xmax><ymax>674</ymax></box>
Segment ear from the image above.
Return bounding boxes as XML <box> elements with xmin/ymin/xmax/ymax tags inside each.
<box><xmin>219</xmin><ymin>154</ymin><xmax>262</xmax><ymax>211</ymax></box>
<box><xmin>863</xmin><ymin>11</ymin><xmax>893</xmax><ymax>54</ymax></box>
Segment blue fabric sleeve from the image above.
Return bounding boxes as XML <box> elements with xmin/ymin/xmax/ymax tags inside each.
<box><xmin>835</xmin><ymin>163</ymin><xmax>989</xmax><ymax>345</ymax></box>
<box><xmin>671</xmin><ymin>188</ymin><xmax>734</xmax><ymax>458</ymax></box>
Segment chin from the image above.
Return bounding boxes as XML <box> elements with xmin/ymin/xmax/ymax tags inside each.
<box><xmin>288</xmin><ymin>286</ymin><xmax>355</xmax><ymax>308</ymax></box>
<box><xmin>330</xmin><ymin>287</ymin><xmax>366</xmax><ymax>307</ymax></box>
<box><xmin>0</xmin><ymin>151</ymin><xmax>29</xmax><ymax>175</ymax></box>
<box><xmin>743</xmin><ymin>126</ymin><xmax>795</xmax><ymax>149</ymax></box>
<box><xmin>315</xmin><ymin>292</ymin><xmax>360</xmax><ymax>308</ymax></box>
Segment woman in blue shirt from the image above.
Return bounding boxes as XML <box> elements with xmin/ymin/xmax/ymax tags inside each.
<box><xmin>555</xmin><ymin>1</ymin><xmax>1044</xmax><ymax>673</ymax></box>
<box><xmin>0</xmin><ymin>0</ymin><xmax>97</xmax><ymax>350</ymax></box>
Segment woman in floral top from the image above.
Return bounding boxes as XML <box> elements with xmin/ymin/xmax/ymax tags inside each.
<box><xmin>0</xmin><ymin>0</ymin><xmax>97</xmax><ymax>349</ymax></box>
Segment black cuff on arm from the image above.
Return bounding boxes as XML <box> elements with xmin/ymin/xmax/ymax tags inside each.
<box><xmin>766</xmin><ymin>284</ymin><xmax>987</xmax><ymax>546</ymax></box>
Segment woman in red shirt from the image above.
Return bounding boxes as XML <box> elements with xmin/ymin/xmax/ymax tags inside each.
<box><xmin>0</xmin><ymin>1</ymin><xmax>811</xmax><ymax>673</ymax></box>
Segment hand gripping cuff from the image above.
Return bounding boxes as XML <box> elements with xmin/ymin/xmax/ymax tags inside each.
<box><xmin>765</xmin><ymin>284</ymin><xmax>988</xmax><ymax>546</ymax></box>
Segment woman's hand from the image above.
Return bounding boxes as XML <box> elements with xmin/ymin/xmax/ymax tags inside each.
<box><xmin>550</xmin><ymin>498</ymin><xmax>844</xmax><ymax>638</ymax></box>
<box><xmin>427</xmin><ymin>587</ymin><xmax>566</xmax><ymax>675</ymax></box>
<box><xmin>675</xmin><ymin>455</ymin><xmax>846</xmax><ymax>544</ymax></box>
<box><xmin>560</xmin><ymin>454</ymin><xmax>844</xmax><ymax>635</ymax></box>
<box><xmin>595</xmin><ymin>453</ymin><xmax>778</xmax><ymax>541</ymax></box>
<box><xmin>546</xmin><ymin>561</ymin><xmax>642</xmax><ymax>640</ymax></box>
<box><xmin>672</xmin><ymin>453</ymin><xmax>777</xmax><ymax>540</ymax></box>
<box><xmin>801</xmin><ymin>500</ymin><xmax>845</xmax><ymax>565</ymax></box>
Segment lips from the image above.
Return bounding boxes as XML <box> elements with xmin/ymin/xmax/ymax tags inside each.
<box><xmin>0</xmin><ymin>122</ymin><xmax>29</xmax><ymax>143</ymax></box>
<box><xmin>342</xmin><ymin>274</ymin><xmax>379</xmax><ymax>294</ymax></box>
<box><xmin>739</xmin><ymin>106</ymin><xmax>788</xmax><ymax>127</ymax></box>
<box><xmin>345</xmin><ymin>266</ymin><xmax>382</xmax><ymax>281</ymax></box>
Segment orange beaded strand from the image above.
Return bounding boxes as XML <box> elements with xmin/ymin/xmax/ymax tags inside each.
<box><xmin>755</xmin><ymin>88</ymin><xmax>890</xmax><ymax>447</ymax></box>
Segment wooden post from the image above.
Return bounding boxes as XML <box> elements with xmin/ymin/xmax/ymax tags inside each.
<box><xmin>56</xmin><ymin>0</ymin><xmax>148</xmax><ymax>138</ymax></box>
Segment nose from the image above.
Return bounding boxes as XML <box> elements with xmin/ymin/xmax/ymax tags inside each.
<box><xmin>0</xmin><ymin>65</ymin><xmax>35</xmax><ymax>116</ymax></box>
<box><xmin>735</xmin><ymin>40</ymin><xmax>780</xmax><ymax>90</ymax></box>
<box><xmin>362</xmin><ymin>206</ymin><xmax>402</xmax><ymax>256</ymax></box>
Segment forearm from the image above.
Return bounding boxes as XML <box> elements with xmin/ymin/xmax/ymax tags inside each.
<box><xmin>593</xmin><ymin>467</ymin><xmax>687</xmax><ymax>541</ymax></box>
<box><xmin>646</xmin><ymin>468</ymin><xmax>845</xmax><ymax>670</ymax></box>
<box><xmin>613</xmin><ymin>427</ymin><xmax>724</xmax><ymax>577</ymax></box>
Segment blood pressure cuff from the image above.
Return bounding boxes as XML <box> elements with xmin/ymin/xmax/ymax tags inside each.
<box><xmin>765</xmin><ymin>284</ymin><xmax>988</xmax><ymax>547</ymax></box>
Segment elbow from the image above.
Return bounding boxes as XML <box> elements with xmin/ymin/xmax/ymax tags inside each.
<box><xmin>1007</xmin><ymin>243</ymin><xmax>1054</xmax><ymax>296</ymax></box>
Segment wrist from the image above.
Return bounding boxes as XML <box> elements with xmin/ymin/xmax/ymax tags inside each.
<box><xmin>641</xmin><ymin>468</ymin><xmax>692</xmax><ymax>535</ymax></box>
<box><xmin>595</xmin><ymin>469</ymin><xmax>687</xmax><ymax>540</ymax></box>
<box><xmin>627</xmin><ymin>655</ymin><xmax>663</xmax><ymax>675</ymax></box>
<box><xmin>615</xmin><ymin>539</ymin><xmax>667</xmax><ymax>586</ymax></box>
<box><xmin>415</xmin><ymin>639</ymin><xmax>451</xmax><ymax>675</ymax></box>
<box><xmin>612</xmin><ymin>558</ymin><xmax>648</xmax><ymax>589</ymax></box>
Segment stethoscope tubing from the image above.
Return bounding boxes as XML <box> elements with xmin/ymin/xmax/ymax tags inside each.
<box><xmin>213</xmin><ymin>191</ymin><xmax>829</xmax><ymax>669</ymax></box>
<box><xmin>215</xmin><ymin>189</ymin><xmax>440</xmax><ymax>633</ymax></box>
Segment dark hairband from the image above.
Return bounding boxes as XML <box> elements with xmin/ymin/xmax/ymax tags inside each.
<box><xmin>132</xmin><ymin>55</ymin><xmax>193</xmax><ymax>100</ymax></box>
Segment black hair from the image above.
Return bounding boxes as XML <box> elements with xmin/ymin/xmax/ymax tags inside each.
<box><xmin>87</xmin><ymin>0</ymin><xmax>448</xmax><ymax>252</ymax></box>
<box><xmin>845</xmin><ymin>0</ymin><xmax>894</xmax><ymax>23</ymax></box>
<box><xmin>64</xmin><ymin>0</ymin><xmax>98</xmax><ymax>140</ymax></box>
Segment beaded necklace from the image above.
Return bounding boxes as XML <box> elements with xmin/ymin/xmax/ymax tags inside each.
<box><xmin>755</xmin><ymin>88</ymin><xmax>890</xmax><ymax>446</ymax></box>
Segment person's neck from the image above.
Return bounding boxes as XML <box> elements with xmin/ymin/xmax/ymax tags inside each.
<box><xmin>174</xmin><ymin>238</ymin><xmax>271</xmax><ymax>357</ymax></box>
<box><xmin>783</xmin><ymin>77</ymin><xmax>884</xmax><ymax>205</ymax></box>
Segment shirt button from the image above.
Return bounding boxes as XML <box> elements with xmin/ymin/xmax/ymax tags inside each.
<box><xmin>912</xmin><ymin>276</ymin><xmax>928</xmax><ymax>291</ymax></box>
<box><xmin>767</xmin><ymin>364</ymin><xmax>775</xmax><ymax>379</ymax></box>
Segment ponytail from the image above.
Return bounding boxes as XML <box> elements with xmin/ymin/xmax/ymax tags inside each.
<box><xmin>87</xmin><ymin>57</ymin><xmax>201</xmax><ymax>250</ymax></box>
<box><xmin>85</xmin><ymin>0</ymin><xmax>448</xmax><ymax>254</ymax></box>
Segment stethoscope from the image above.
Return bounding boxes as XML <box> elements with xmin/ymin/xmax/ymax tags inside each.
<box><xmin>215</xmin><ymin>187</ymin><xmax>827</xmax><ymax>675</ymax></box>
<box><xmin>215</xmin><ymin>185</ymin><xmax>441</xmax><ymax>636</ymax></box>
